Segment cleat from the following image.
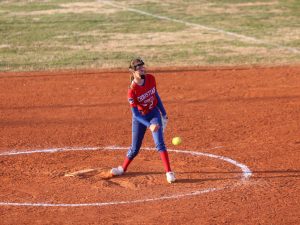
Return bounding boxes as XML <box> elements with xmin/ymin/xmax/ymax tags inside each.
<box><xmin>110</xmin><ymin>166</ymin><xmax>124</xmax><ymax>176</ymax></box>
<box><xmin>166</xmin><ymin>171</ymin><xmax>176</xmax><ymax>183</ymax></box>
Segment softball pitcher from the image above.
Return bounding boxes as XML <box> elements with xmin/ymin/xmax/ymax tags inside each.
<box><xmin>110</xmin><ymin>57</ymin><xmax>176</xmax><ymax>183</ymax></box>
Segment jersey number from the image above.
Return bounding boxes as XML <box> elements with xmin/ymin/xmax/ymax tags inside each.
<box><xmin>142</xmin><ymin>96</ymin><xmax>154</xmax><ymax>109</ymax></box>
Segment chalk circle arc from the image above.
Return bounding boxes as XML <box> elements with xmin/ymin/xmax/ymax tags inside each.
<box><xmin>0</xmin><ymin>146</ymin><xmax>252</xmax><ymax>207</ymax></box>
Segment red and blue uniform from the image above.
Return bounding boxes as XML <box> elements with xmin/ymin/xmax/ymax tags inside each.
<box><xmin>127</xmin><ymin>74</ymin><xmax>167</xmax><ymax>159</ymax></box>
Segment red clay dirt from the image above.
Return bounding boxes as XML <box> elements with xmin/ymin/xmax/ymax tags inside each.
<box><xmin>0</xmin><ymin>65</ymin><xmax>299</xmax><ymax>225</ymax></box>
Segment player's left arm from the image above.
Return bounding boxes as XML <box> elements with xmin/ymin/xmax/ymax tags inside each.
<box><xmin>151</xmin><ymin>74</ymin><xmax>166</xmax><ymax>116</ymax></box>
<box><xmin>155</xmin><ymin>91</ymin><xmax>167</xmax><ymax>116</ymax></box>
<box><xmin>155</xmin><ymin>91</ymin><xmax>168</xmax><ymax>132</ymax></box>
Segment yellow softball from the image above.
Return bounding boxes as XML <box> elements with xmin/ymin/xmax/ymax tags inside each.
<box><xmin>172</xmin><ymin>137</ymin><xmax>182</xmax><ymax>146</ymax></box>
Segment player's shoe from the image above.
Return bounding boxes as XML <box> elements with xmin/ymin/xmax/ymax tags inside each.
<box><xmin>110</xmin><ymin>166</ymin><xmax>124</xmax><ymax>176</ymax></box>
<box><xmin>166</xmin><ymin>171</ymin><xmax>176</xmax><ymax>183</ymax></box>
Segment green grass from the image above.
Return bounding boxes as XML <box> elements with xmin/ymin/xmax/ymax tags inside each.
<box><xmin>0</xmin><ymin>0</ymin><xmax>299</xmax><ymax>71</ymax></box>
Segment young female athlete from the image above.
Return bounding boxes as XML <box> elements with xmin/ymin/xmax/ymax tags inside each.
<box><xmin>110</xmin><ymin>57</ymin><xmax>176</xmax><ymax>183</ymax></box>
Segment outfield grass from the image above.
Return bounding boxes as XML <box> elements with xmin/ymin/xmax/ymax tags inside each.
<box><xmin>0</xmin><ymin>0</ymin><xmax>299</xmax><ymax>71</ymax></box>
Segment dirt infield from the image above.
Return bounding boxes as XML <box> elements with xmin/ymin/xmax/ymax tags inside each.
<box><xmin>0</xmin><ymin>66</ymin><xmax>299</xmax><ymax>225</ymax></box>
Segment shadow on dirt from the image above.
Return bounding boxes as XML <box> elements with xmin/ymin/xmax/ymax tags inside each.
<box><xmin>178</xmin><ymin>170</ymin><xmax>300</xmax><ymax>180</ymax></box>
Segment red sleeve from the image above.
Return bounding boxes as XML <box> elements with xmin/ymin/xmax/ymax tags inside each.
<box><xmin>128</xmin><ymin>88</ymin><xmax>137</xmax><ymax>108</ymax></box>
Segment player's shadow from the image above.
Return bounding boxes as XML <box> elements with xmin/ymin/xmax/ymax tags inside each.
<box><xmin>123</xmin><ymin>171</ymin><xmax>163</xmax><ymax>177</ymax></box>
<box><xmin>174</xmin><ymin>172</ymin><xmax>241</xmax><ymax>184</ymax></box>
<box><xmin>176</xmin><ymin>170</ymin><xmax>300</xmax><ymax>183</ymax></box>
<box><xmin>125</xmin><ymin>170</ymin><xmax>300</xmax><ymax>184</ymax></box>
<box><xmin>123</xmin><ymin>171</ymin><xmax>207</xmax><ymax>184</ymax></box>
<box><xmin>122</xmin><ymin>171</ymin><xmax>241</xmax><ymax>184</ymax></box>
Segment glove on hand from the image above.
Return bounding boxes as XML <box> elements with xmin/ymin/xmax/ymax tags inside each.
<box><xmin>161</xmin><ymin>115</ymin><xmax>168</xmax><ymax>132</ymax></box>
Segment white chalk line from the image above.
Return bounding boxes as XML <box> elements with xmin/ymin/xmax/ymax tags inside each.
<box><xmin>0</xmin><ymin>146</ymin><xmax>252</xmax><ymax>207</ymax></box>
<box><xmin>99</xmin><ymin>0</ymin><xmax>299</xmax><ymax>54</ymax></box>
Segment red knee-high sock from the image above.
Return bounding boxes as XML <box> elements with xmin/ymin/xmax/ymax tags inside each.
<box><xmin>160</xmin><ymin>151</ymin><xmax>172</xmax><ymax>172</ymax></box>
<box><xmin>122</xmin><ymin>157</ymin><xmax>132</xmax><ymax>172</ymax></box>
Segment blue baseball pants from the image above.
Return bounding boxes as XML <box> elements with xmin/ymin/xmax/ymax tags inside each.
<box><xmin>127</xmin><ymin>107</ymin><xmax>166</xmax><ymax>160</ymax></box>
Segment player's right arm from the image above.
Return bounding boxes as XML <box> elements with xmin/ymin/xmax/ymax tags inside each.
<box><xmin>131</xmin><ymin>107</ymin><xmax>151</xmax><ymax>127</ymax></box>
<box><xmin>131</xmin><ymin>108</ymin><xmax>159</xmax><ymax>131</ymax></box>
<box><xmin>128</xmin><ymin>88</ymin><xmax>151</xmax><ymax>127</ymax></box>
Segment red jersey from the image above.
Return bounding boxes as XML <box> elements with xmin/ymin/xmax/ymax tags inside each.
<box><xmin>128</xmin><ymin>74</ymin><xmax>158</xmax><ymax>115</ymax></box>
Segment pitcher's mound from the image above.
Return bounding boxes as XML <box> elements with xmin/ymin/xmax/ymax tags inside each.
<box><xmin>64</xmin><ymin>167</ymin><xmax>113</xmax><ymax>179</ymax></box>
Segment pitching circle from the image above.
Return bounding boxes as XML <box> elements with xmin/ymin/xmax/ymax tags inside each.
<box><xmin>0</xmin><ymin>146</ymin><xmax>252</xmax><ymax>207</ymax></box>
